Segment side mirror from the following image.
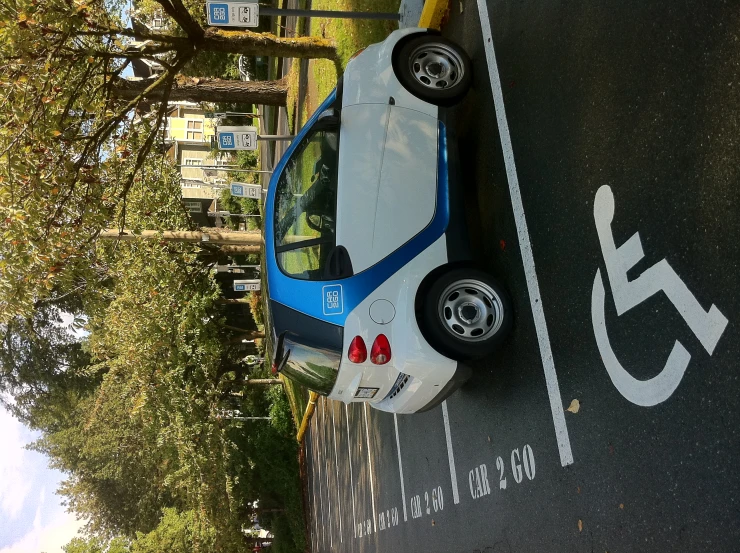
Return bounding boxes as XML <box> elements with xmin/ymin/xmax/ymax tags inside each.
<box><xmin>315</xmin><ymin>108</ymin><xmax>340</xmax><ymax>130</ymax></box>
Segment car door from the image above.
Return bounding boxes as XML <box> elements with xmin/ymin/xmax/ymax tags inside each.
<box><xmin>336</xmin><ymin>103</ymin><xmax>439</xmax><ymax>274</ymax></box>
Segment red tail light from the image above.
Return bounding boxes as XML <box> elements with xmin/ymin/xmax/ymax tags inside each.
<box><xmin>348</xmin><ymin>336</ymin><xmax>367</xmax><ymax>363</ymax></box>
<box><xmin>370</xmin><ymin>334</ymin><xmax>391</xmax><ymax>365</ymax></box>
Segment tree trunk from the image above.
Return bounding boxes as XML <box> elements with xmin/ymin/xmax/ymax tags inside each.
<box><xmin>99</xmin><ymin>229</ymin><xmax>262</xmax><ymax>245</ymax></box>
<box><xmin>245</xmin><ymin>378</ymin><xmax>283</xmax><ymax>386</ymax></box>
<box><xmin>219</xmin><ymin>245</ymin><xmax>261</xmax><ymax>254</ymax></box>
<box><xmin>202</xmin><ymin>28</ymin><xmax>337</xmax><ymax>60</ymax></box>
<box><xmin>225</xmin><ymin>326</ymin><xmax>264</xmax><ymax>339</ymax></box>
<box><xmin>113</xmin><ymin>75</ymin><xmax>287</xmax><ymax>106</ymax></box>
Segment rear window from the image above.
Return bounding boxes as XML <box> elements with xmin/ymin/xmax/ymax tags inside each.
<box><xmin>279</xmin><ymin>332</ymin><xmax>341</xmax><ymax>395</ymax></box>
<box><xmin>274</xmin><ymin>129</ymin><xmax>339</xmax><ymax>280</ymax></box>
<box><xmin>270</xmin><ymin>301</ymin><xmax>343</xmax><ymax>395</ymax></box>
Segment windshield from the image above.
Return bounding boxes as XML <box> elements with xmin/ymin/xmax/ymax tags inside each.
<box><xmin>274</xmin><ymin>129</ymin><xmax>339</xmax><ymax>280</ymax></box>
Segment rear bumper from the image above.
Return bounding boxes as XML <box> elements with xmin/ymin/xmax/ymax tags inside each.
<box><xmin>372</xmin><ymin>362</ymin><xmax>471</xmax><ymax>414</ymax></box>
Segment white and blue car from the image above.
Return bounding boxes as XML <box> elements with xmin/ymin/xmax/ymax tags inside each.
<box><xmin>265</xmin><ymin>28</ymin><xmax>512</xmax><ymax>414</ymax></box>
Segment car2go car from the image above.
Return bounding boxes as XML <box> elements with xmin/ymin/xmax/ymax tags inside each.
<box><xmin>265</xmin><ymin>28</ymin><xmax>512</xmax><ymax>414</ymax></box>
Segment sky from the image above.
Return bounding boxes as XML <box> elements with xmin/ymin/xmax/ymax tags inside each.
<box><xmin>0</xmin><ymin>407</ymin><xmax>85</xmax><ymax>553</ymax></box>
<box><xmin>0</xmin><ymin>313</ymin><xmax>86</xmax><ymax>553</ymax></box>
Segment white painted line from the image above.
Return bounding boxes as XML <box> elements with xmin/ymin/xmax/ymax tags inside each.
<box><xmin>345</xmin><ymin>403</ymin><xmax>358</xmax><ymax>538</ymax></box>
<box><xmin>363</xmin><ymin>403</ymin><xmax>378</xmax><ymax>533</ymax></box>
<box><xmin>476</xmin><ymin>0</ymin><xmax>574</xmax><ymax>467</ymax></box>
<box><xmin>321</xmin><ymin>400</ymin><xmax>333</xmax><ymax>546</ymax></box>
<box><xmin>309</xmin><ymin>425</ymin><xmax>320</xmax><ymax>553</ymax></box>
<box><xmin>441</xmin><ymin>401</ymin><xmax>460</xmax><ymax>505</ymax></box>
<box><xmin>330</xmin><ymin>402</ymin><xmax>343</xmax><ymax>542</ymax></box>
<box><xmin>393</xmin><ymin>413</ymin><xmax>408</xmax><ymax>522</ymax></box>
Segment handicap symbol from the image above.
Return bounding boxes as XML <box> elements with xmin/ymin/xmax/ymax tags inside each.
<box><xmin>591</xmin><ymin>185</ymin><xmax>728</xmax><ymax>407</ymax></box>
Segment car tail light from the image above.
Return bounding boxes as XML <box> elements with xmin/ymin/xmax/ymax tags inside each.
<box><xmin>370</xmin><ymin>334</ymin><xmax>391</xmax><ymax>365</ymax></box>
<box><xmin>348</xmin><ymin>336</ymin><xmax>367</xmax><ymax>363</ymax></box>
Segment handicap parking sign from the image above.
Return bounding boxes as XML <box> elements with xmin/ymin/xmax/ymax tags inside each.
<box><xmin>322</xmin><ymin>285</ymin><xmax>343</xmax><ymax>316</ymax></box>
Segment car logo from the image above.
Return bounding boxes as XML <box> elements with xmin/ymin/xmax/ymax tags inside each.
<box><xmin>322</xmin><ymin>284</ymin><xmax>343</xmax><ymax>315</ymax></box>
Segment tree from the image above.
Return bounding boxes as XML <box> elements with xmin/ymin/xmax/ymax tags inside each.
<box><xmin>113</xmin><ymin>75</ymin><xmax>288</xmax><ymax>105</ymax></box>
<box><xmin>0</xmin><ymin>0</ymin><xmax>332</xmax><ymax>320</ymax></box>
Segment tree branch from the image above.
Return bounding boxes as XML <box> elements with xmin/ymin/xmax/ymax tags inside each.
<box><xmin>151</xmin><ymin>0</ymin><xmax>205</xmax><ymax>40</ymax></box>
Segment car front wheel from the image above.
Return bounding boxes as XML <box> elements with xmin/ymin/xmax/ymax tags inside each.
<box><xmin>422</xmin><ymin>268</ymin><xmax>512</xmax><ymax>360</ymax></box>
<box><xmin>395</xmin><ymin>35</ymin><xmax>473</xmax><ymax>107</ymax></box>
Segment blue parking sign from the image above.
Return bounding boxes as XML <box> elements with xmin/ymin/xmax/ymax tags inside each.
<box><xmin>218</xmin><ymin>132</ymin><xmax>235</xmax><ymax>149</ymax></box>
<box><xmin>208</xmin><ymin>4</ymin><xmax>230</xmax><ymax>24</ymax></box>
<box><xmin>322</xmin><ymin>285</ymin><xmax>343</xmax><ymax>316</ymax></box>
<box><xmin>231</xmin><ymin>183</ymin><xmax>245</xmax><ymax>196</ymax></box>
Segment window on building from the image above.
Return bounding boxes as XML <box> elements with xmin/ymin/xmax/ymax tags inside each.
<box><xmin>186</xmin><ymin>120</ymin><xmax>203</xmax><ymax>141</ymax></box>
<box><xmin>184</xmin><ymin>201</ymin><xmax>202</xmax><ymax>213</ymax></box>
<box><xmin>183</xmin><ymin>158</ymin><xmax>202</xmax><ymax>166</ymax></box>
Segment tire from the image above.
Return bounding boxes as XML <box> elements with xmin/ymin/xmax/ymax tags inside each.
<box><xmin>421</xmin><ymin>268</ymin><xmax>513</xmax><ymax>360</ymax></box>
<box><xmin>394</xmin><ymin>35</ymin><xmax>473</xmax><ymax>107</ymax></box>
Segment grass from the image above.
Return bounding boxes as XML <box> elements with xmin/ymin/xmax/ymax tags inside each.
<box><xmin>287</xmin><ymin>0</ymin><xmax>402</xmax><ymax>130</ymax></box>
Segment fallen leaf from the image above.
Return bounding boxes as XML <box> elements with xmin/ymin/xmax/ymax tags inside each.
<box><xmin>577</xmin><ymin>486</ymin><xmax>581</xmax><ymax>494</ymax></box>
<box><xmin>578</xmin><ymin>519</ymin><xmax>583</xmax><ymax>532</ymax></box>
<box><xmin>487</xmin><ymin>436</ymin><xmax>491</xmax><ymax>443</ymax></box>
<box><xmin>431</xmin><ymin>519</ymin><xmax>435</xmax><ymax>526</ymax></box>
<box><xmin>619</xmin><ymin>503</ymin><xmax>624</xmax><ymax>510</ymax></box>
<box><xmin>566</xmin><ymin>399</ymin><xmax>580</xmax><ymax>414</ymax></box>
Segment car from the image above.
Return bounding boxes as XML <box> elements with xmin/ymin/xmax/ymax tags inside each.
<box><xmin>264</xmin><ymin>28</ymin><xmax>513</xmax><ymax>414</ymax></box>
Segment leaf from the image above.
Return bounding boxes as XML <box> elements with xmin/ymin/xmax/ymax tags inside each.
<box><xmin>578</xmin><ymin>519</ymin><xmax>583</xmax><ymax>532</ymax></box>
<box><xmin>566</xmin><ymin>399</ymin><xmax>580</xmax><ymax>414</ymax></box>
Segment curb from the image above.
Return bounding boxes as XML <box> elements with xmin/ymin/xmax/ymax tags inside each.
<box><xmin>419</xmin><ymin>0</ymin><xmax>451</xmax><ymax>29</ymax></box>
<box><xmin>296</xmin><ymin>391</ymin><xmax>319</xmax><ymax>443</ymax></box>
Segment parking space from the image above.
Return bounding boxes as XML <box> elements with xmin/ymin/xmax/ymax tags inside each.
<box><xmin>304</xmin><ymin>0</ymin><xmax>739</xmax><ymax>551</ymax></box>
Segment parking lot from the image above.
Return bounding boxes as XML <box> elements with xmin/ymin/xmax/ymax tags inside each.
<box><xmin>304</xmin><ymin>0</ymin><xmax>740</xmax><ymax>551</ymax></box>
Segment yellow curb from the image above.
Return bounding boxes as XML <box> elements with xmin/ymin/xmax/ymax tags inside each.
<box><xmin>296</xmin><ymin>391</ymin><xmax>319</xmax><ymax>443</ymax></box>
<box><xmin>418</xmin><ymin>0</ymin><xmax>451</xmax><ymax>29</ymax></box>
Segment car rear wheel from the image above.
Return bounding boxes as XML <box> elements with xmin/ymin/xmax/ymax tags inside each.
<box><xmin>395</xmin><ymin>35</ymin><xmax>473</xmax><ymax>107</ymax></box>
<box><xmin>422</xmin><ymin>268</ymin><xmax>512</xmax><ymax>360</ymax></box>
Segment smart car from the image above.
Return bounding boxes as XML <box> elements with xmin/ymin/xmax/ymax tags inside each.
<box><xmin>265</xmin><ymin>28</ymin><xmax>512</xmax><ymax>413</ymax></box>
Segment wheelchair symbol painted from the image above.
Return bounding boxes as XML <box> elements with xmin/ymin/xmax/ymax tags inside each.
<box><xmin>592</xmin><ymin>185</ymin><xmax>728</xmax><ymax>407</ymax></box>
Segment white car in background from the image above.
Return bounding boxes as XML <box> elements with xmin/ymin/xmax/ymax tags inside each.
<box><xmin>264</xmin><ymin>28</ymin><xmax>512</xmax><ymax>413</ymax></box>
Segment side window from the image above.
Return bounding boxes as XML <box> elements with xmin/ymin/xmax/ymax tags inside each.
<box><xmin>274</xmin><ymin>126</ymin><xmax>339</xmax><ymax>280</ymax></box>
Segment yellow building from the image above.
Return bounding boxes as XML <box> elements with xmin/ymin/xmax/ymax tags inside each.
<box><xmin>164</xmin><ymin>102</ymin><xmax>235</xmax><ymax>201</ymax></box>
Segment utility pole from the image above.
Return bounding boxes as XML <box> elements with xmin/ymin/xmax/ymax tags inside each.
<box><xmin>259</xmin><ymin>7</ymin><xmax>400</xmax><ymax>20</ymax></box>
<box><xmin>176</xmin><ymin>164</ymin><xmax>273</xmax><ymax>174</ymax></box>
<box><xmin>99</xmin><ymin>230</ymin><xmax>261</xmax><ymax>245</ymax></box>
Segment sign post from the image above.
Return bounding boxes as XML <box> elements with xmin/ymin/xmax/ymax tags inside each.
<box><xmin>233</xmin><ymin>279</ymin><xmax>261</xmax><ymax>292</ymax></box>
<box><xmin>230</xmin><ymin>182</ymin><xmax>263</xmax><ymax>200</ymax></box>
<box><xmin>217</xmin><ymin>126</ymin><xmax>258</xmax><ymax>151</ymax></box>
<box><xmin>207</xmin><ymin>2</ymin><xmax>260</xmax><ymax>27</ymax></box>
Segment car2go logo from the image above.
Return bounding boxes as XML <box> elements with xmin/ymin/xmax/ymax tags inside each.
<box><xmin>323</xmin><ymin>284</ymin><xmax>343</xmax><ymax>315</ymax></box>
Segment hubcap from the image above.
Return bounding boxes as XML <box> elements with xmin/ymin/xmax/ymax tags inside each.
<box><xmin>438</xmin><ymin>279</ymin><xmax>504</xmax><ymax>342</ymax></box>
<box><xmin>408</xmin><ymin>42</ymin><xmax>465</xmax><ymax>91</ymax></box>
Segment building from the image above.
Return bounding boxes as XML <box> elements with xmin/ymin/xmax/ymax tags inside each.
<box><xmin>162</xmin><ymin>103</ymin><xmax>237</xmax><ymax>226</ymax></box>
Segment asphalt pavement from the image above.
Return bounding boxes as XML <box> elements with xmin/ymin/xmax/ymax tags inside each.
<box><xmin>304</xmin><ymin>0</ymin><xmax>740</xmax><ymax>551</ymax></box>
